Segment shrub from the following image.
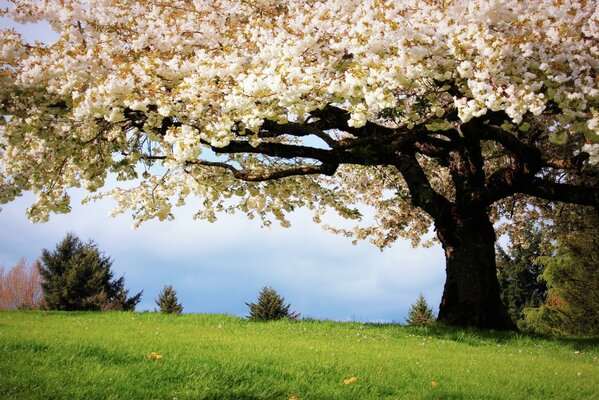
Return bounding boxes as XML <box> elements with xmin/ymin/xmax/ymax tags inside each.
<box><xmin>406</xmin><ymin>294</ymin><xmax>435</xmax><ymax>326</ymax></box>
<box><xmin>39</xmin><ymin>233</ymin><xmax>142</xmax><ymax>311</ymax></box>
<box><xmin>155</xmin><ymin>285</ymin><xmax>183</xmax><ymax>314</ymax></box>
<box><xmin>246</xmin><ymin>286</ymin><xmax>299</xmax><ymax>321</ymax></box>
<box><xmin>0</xmin><ymin>258</ymin><xmax>43</xmax><ymax>310</ymax></box>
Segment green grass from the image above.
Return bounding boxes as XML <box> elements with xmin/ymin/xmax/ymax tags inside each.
<box><xmin>0</xmin><ymin>311</ymin><xmax>597</xmax><ymax>399</ymax></box>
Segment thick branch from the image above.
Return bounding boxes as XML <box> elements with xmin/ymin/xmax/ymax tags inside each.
<box><xmin>186</xmin><ymin>160</ymin><xmax>338</xmax><ymax>182</ymax></box>
<box><xmin>394</xmin><ymin>152</ymin><xmax>452</xmax><ymax>220</ymax></box>
<box><xmin>484</xmin><ymin>125</ymin><xmax>590</xmax><ymax>173</ymax></box>
<box><xmin>211</xmin><ymin>138</ymin><xmax>400</xmax><ymax>166</ymax></box>
<box><xmin>520</xmin><ymin>177</ymin><xmax>599</xmax><ymax>207</ymax></box>
<box><xmin>309</xmin><ymin>104</ymin><xmax>396</xmax><ymax>137</ymax></box>
<box><xmin>259</xmin><ymin>120</ymin><xmax>337</xmax><ymax>148</ymax></box>
<box><xmin>476</xmin><ymin>124</ymin><xmax>542</xmax><ymax>166</ymax></box>
<box><xmin>482</xmin><ymin>166</ymin><xmax>527</xmax><ymax>205</ymax></box>
<box><xmin>211</xmin><ymin>140</ymin><xmax>336</xmax><ymax>164</ymax></box>
<box><xmin>543</xmin><ymin>152</ymin><xmax>590</xmax><ymax>170</ymax></box>
<box><xmin>144</xmin><ymin>155</ymin><xmax>338</xmax><ymax>182</ymax></box>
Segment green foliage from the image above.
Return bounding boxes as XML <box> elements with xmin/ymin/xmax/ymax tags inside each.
<box><xmin>496</xmin><ymin>224</ymin><xmax>547</xmax><ymax>324</ymax></box>
<box><xmin>39</xmin><ymin>233</ymin><xmax>142</xmax><ymax>311</ymax></box>
<box><xmin>524</xmin><ymin>243</ymin><xmax>599</xmax><ymax>336</ymax></box>
<box><xmin>1</xmin><ymin>311</ymin><xmax>598</xmax><ymax>400</ymax></box>
<box><xmin>523</xmin><ymin>207</ymin><xmax>599</xmax><ymax>336</ymax></box>
<box><xmin>155</xmin><ymin>285</ymin><xmax>183</xmax><ymax>314</ymax></box>
<box><xmin>246</xmin><ymin>286</ymin><xmax>299</xmax><ymax>321</ymax></box>
<box><xmin>405</xmin><ymin>293</ymin><xmax>435</xmax><ymax>326</ymax></box>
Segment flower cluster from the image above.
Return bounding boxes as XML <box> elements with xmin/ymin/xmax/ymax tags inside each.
<box><xmin>0</xmin><ymin>0</ymin><xmax>596</xmax><ymax>229</ymax></box>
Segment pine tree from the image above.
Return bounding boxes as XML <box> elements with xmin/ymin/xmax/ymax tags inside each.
<box><xmin>406</xmin><ymin>294</ymin><xmax>435</xmax><ymax>326</ymax></box>
<box><xmin>246</xmin><ymin>287</ymin><xmax>299</xmax><ymax>321</ymax></box>
<box><xmin>496</xmin><ymin>224</ymin><xmax>547</xmax><ymax>324</ymax></box>
<box><xmin>39</xmin><ymin>233</ymin><xmax>142</xmax><ymax>311</ymax></box>
<box><xmin>156</xmin><ymin>285</ymin><xmax>183</xmax><ymax>314</ymax></box>
<box><xmin>523</xmin><ymin>207</ymin><xmax>599</xmax><ymax>335</ymax></box>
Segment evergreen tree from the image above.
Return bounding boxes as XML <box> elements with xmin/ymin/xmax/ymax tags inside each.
<box><xmin>523</xmin><ymin>207</ymin><xmax>599</xmax><ymax>335</ymax></box>
<box><xmin>406</xmin><ymin>294</ymin><xmax>435</xmax><ymax>326</ymax></box>
<box><xmin>156</xmin><ymin>285</ymin><xmax>183</xmax><ymax>314</ymax></box>
<box><xmin>39</xmin><ymin>233</ymin><xmax>142</xmax><ymax>311</ymax></box>
<box><xmin>496</xmin><ymin>224</ymin><xmax>547</xmax><ymax>324</ymax></box>
<box><xmin>246</xmin><ymin>287</ymin><xmax>299</xmax><ymax>321</ymax></box>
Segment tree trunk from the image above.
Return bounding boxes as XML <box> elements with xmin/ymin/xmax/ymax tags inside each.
<box><xmin>435</xmin><ymin>207</ymin><xmax>516</xmax><ymax>330</ymax></box>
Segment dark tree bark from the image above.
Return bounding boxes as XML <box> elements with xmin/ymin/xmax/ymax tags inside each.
<box><xmin>435</xmin><ymin>206</ymin><xmax>515</xmax><ymax>329</ymax></box>
<box><xmin>396</xmin><ymin>149</ymin><xmax>516</xmax><ymax>330</ymax></box>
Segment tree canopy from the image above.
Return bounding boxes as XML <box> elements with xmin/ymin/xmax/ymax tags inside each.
<box><xmin>1</xmin><ymin>0</ymin><xmax>597</xmax><ymax>329</ymax></box>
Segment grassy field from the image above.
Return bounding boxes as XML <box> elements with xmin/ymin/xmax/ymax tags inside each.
<box><xmin>0</xmin><ymin>311</ymin><xmax>597</xmax><ymax>399</ymax></box>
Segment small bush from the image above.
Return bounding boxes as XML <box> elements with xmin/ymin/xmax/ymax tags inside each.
<box><xmin>246</xmin><ymin>286</ymin><xmax>299</xmax><ymax>321</ymax></box>
<box><xmin>406</xmin><ymin>294</ymin><xmax>435</xmax><ymax>326</ymax></box>
<box><xmin>155</xmin><ymin>285</ymin><xmax>183</xmax><ymax>314</ymax></box>
<box><xmin>0</xmin><ymin>259</ymin><xmax>43</xmax><ymax>310</ymax></box>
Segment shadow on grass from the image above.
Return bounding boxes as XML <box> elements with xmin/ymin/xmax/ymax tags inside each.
<box><xmin>555</xmin><ymin>336</ymin><xmax>599</xmax><ymax>352</ymax></box>
<box><xmin>361</xmin><ymin>321</ymin><xmax>599</xmax><ymax>349</ymax></box>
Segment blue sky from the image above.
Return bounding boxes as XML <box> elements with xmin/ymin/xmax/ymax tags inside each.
<box><xmin>0</xmin><ymin>9</ymin><xmax>446</xmax><ymax>322</ymax></box>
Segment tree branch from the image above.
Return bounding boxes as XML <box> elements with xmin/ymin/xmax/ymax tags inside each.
<box><xmin>519</xmin><ymin>177</ymin><xmax>599</xmax><ymax>207</ymax></box>
<box><xmin>259</xmin><ymin>120</ymin><xmax>337</xmax><ymax>148</ymax></box>
<box><xmin>542</xmin><ymin>152</ymin><xmax>590</xmax><ymax>170</ymax></box>
<box><xmin>394</xmin><ymin>152</ymin><xmax>452</xmax><ymax>220</ymax></box>
<box><xmin>142</xmin><ymin>154</ymin><xmax>338</xmax><ymax>182</ymax></box>
<box><xmin>475</xmin><ymin>124</ymin><xmax>542</xmax><ymax>166</ymax></box>
<box><xmin>187</xmin><ymin>160</ymin><xmax>338</xmax><ymax>181</ymax></box>
<box><xmin>210</xmin><ymin>140</ymin><xmax>336</xmax><ymax>164</ymax></box>
<box><xmin>309</xmin><ymin>104</ymin><xmax>397</xmax><ymax>137</ymax></box>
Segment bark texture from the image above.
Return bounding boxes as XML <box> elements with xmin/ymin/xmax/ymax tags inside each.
<box><xmin>435</xmin><ymin>208</ymin><xmax>515</xmax><ymax>330</ymax></box>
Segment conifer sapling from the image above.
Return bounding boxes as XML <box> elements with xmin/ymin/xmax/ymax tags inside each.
<box><xmin>246</xmin><ymin>286</ymin><xmax>299</xmax><ymax>321</ymax></box>
<box><xmin>156</xmin><ymin>285</ymin><xmax>183</xmax><ymax>314</ymax></box>
<box><xmin>406</xmin><ymin>294</ymin><xmax>435</xmax><ymax>326</ymax></box>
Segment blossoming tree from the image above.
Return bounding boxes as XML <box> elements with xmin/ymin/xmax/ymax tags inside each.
<box><xmin>1</xmin><ymin>0</ymin><xmax>598</xmax><ymax>329</ymax></box>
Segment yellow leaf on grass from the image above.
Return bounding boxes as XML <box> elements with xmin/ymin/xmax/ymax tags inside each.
<box><xmin>146</xmin><ymin>352</ymin><xmax>163</xmax><ymax>360</ymax></box>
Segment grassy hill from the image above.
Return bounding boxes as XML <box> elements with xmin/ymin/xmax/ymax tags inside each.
<box><xmin>0</xmin><ymin>311</ymin><xmax>597</xmax><ymax>399</ymax></box>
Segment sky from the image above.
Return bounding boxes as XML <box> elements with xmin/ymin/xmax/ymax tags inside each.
<box><xmin>0</xmin><ymin>7</ymin><xmax>446</xmax><ymax>322</ymax></box>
